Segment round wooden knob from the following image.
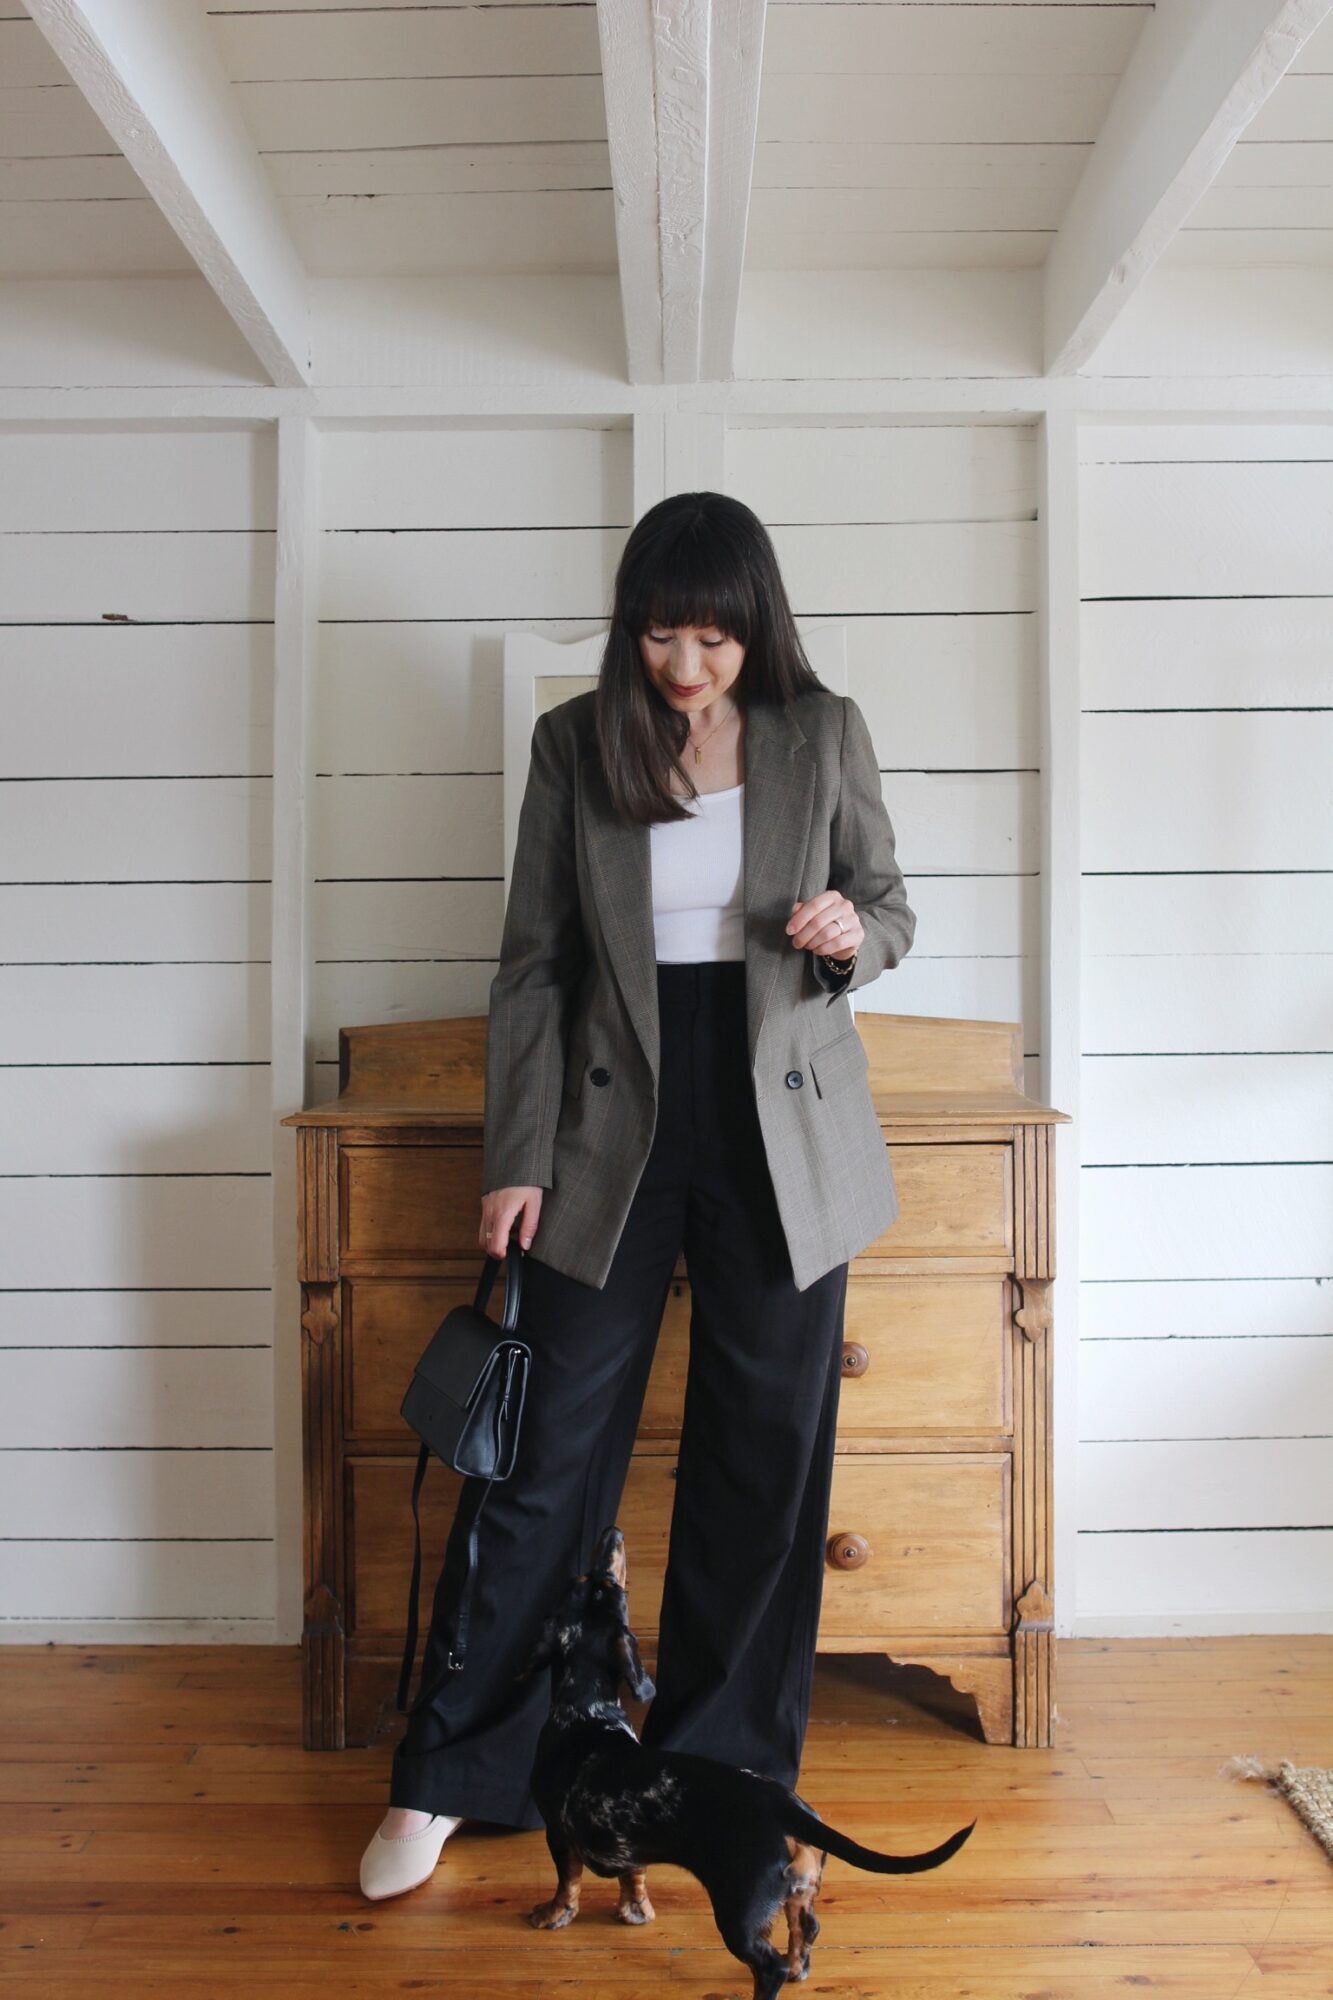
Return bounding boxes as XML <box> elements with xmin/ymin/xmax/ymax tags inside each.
<box><xmin>841</xmin><ymin>1342</ymin><xmax>870</xmax><ymax>1377</ymax></box>
<box><xmin>827</xmin><ymin>1531</ymin><xmax>870</xmax><ymax>1571</ymax></box>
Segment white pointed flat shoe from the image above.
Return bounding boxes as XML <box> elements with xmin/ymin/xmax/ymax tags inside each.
<box><xmin>359</xmin><ymin>1813</ymin><xmax>463</xmax><ymax>1901</ymax></box>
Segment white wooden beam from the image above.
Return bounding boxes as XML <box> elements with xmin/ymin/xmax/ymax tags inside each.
<box><xmin>24</xmin><ymin>0</ymin><xmax>310</xmax><ymax>387</ymax></box>
<box><xmin>1043</xmin><ymin>0</ymin><xmax>1332</xmax><ymax>376</ymax></box>
<box><xmin>270</xmin><ymin>412</ymin><xmax>320</xmax><ymax>1640</ymax></box>
<box><xmin>1036</xmin><ymin>409</ymin><xmax>1083</xmax><ymax>1640</ymax></box>
<box><xmin>597</xmin><ymin>0</ymin><xmax>767</xmax><ymax>385</ymax></box>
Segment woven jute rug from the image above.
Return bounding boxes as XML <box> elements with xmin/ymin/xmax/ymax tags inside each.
<box><xmin>1224</xmin><ymin>1756</ymin><xmax>1333</xmax><ymax>1862</ymax></box>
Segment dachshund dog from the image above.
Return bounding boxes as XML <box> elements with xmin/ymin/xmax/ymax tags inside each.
<box><xmin>516</xmin><ymin>1523</ymin><xmax>974</xmax><ymax>1999</ymax></box>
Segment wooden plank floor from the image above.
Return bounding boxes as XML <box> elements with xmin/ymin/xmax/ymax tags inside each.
<box><xmin>0</xmin><ymin>1639</ymin><xmax>1329</xmax><ymax>1997</ymax></box>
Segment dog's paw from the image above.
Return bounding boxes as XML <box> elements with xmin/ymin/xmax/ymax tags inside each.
<box><xmin>527</xmin><ymin>1897</ymin><xmax>579</xmax><ymax>1929</ymax></box>
<box><xmin>614</xmin><ymin>1892</ymin><xmax>655</xmax><ymax>1925</ymax></box>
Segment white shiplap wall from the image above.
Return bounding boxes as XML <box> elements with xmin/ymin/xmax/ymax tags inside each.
<box><xmin>727</xmin><ymin>420</ymin><xmax>1040</xmax><ymax>1055</ymax></box>
<box><xmin>311</xmin><ymin>422</ymin><xmax>633</xmax><ymax>1071</ymax></box>
<box><xmin>0</xmin><ymin>424</ymin><xmax>278</xmax><ymax>1634</ymax></box>
<box><xmin>1077</xmin><ymin>420</ymin><xmax>1333</xmax><ymax>1632</ymax></box>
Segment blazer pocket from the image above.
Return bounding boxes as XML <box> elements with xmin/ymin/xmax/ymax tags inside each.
<box><xmin>807</xmin><ymin>1024</ymin><xmax>870</xmax><ymax>1101</ymax></box>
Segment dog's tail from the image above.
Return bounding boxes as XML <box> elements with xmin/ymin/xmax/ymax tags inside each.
<box><xmin>781</xmin><ymin>1801</ymin><xmax>975</xmax><ymax>1875</ymax></box>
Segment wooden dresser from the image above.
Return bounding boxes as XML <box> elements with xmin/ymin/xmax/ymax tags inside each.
<box><xmin>282</xmin><ymin>1012</ymin><xmax>1068</xmax><ymax>1752</ymax></box>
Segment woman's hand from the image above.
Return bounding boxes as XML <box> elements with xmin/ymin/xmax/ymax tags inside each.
<box><xmin>479</xmin><ymin>1186</ymin><xmax>544</xmax><ymax>1260</ymax></box>
<box><xmin>786</xmin><ymin>893</ymin><xmax>864</xmax><ymax>962</ymax></box>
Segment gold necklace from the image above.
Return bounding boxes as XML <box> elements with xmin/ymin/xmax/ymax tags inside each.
<box><xmin>687</xmin><ymin>700</ymin><xmax>739</xmax><ymax>766</ymax></box>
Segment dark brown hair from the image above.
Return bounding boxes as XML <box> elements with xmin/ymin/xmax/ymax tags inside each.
<box><xmin>594</xmin><ymin>490</ymin><xmax>830</xmax><ymax>825</ymax></box>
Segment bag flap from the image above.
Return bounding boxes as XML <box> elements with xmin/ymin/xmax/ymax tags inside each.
<box><xmin>412</xmin><ymin>1305</ymin><xmax>508</xmax><ymax>1409</ymax></box>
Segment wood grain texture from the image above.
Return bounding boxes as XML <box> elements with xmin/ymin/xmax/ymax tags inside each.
<box><xmin>0</xmin><ymin>1636</ymin><xmax>1329</xmax><ymax>1993</ymax></box>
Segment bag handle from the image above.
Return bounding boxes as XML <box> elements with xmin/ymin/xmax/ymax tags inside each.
<box><xmin>396</xmin><ymin>1347</ymin><xmax>520</xmax><ymax>1716</ymax></box>
<box><xmin>395</xmin><ymin>1226</ymin><xmax>525</xmax><ymax>1717</ymax></box>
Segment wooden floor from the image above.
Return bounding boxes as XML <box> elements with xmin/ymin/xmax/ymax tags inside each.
<box><xmin>0</xmin><ymin>1639</ymin><xmax>1329</xmax><ymax>1997</ymax></box>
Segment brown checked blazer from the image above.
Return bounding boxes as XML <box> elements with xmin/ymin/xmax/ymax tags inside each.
<box><xmin>481</xmin><ymin>686</ymin><xmax>916</xmax><ymax>1293</ymax></box>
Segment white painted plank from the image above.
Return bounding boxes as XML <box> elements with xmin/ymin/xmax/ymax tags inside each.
<box><xmin>0</xmin><ymin>883</ymin><xmax>269</xmax><ymax>960</ymax></box>
<box><xmin>751</xmin><ymin>140</ymin><xmax>1091</xmax><ymax>200</ymax></box>
<box><xmin>2</xmin><ymin>627</ymin><xmax>274</xmax><ymax>779</ymax></box>
<box><xmin>0</xmin><ymin>1065</ymin><xmax>271</xmax><ymax>1174</ymax></box>
<box><xmin>1082</xmin><ymin>596</ymin><xmax>1333</xmax><ymax>711</ymax></box>
<box><xmin>1083</xmin><ymin>713</ymin><xmax>1333</xmax><ymax>871</ymax></box>
<box><xmin>1078</xmin><ymin>1334</ymin><xmax>1333</xmax><ymax>1441</ymax></box>
<box><xmin>772</xmin><ymin>522</ymin><xmax>1037</xmax><ymax>614</ymax></box>
<box><xmin>234</xmin><ymin>75</ymin><xmax>608</xmax><ymax>151</ymax></box>
<box><xmin>0</xmin><ymin>426</ymin><xmax>275</xmax><ymax>531</ymax></box>
<box><xmin>1081</xmin><ymin>1277</ymin><xmax>1333</xmax><ymax>1340</ymax></box>
<box><xmin>318</xmin><ymin>424</ymin><xmax>630</xmax><ymax>529</ymax></box>
<box><xmin>0</xmin><ymin>207</ymin><xmax>195</xmax><ymax>282</ymax></box>
<box><xmin>1082</xmin><ymin>954</ymin><xmax>1331</xmax><ymax>1054</ymax></box>
<box><xmin>265</xmin><ymin>142</ymin><xmax>613</xmax><ymax>199</ymax></box>
<box><xmin>0</xmin><ymin>1290</ymin><xmax>272</xmax><ymax>1350</ymax></box>
<box><xmin>312</xmin><ymin>273</ymin><xmax>629</xmax><ymax>388</ymax></box>
<box><xmin>0</xmin><ymin>1347</ymin><xmax>273</xmax><ymax>1448</ymax></box>
<box><xmin>1</xmin><ymin>966</ymin><xmax>270</xmax><ymax>1062</ymax></box>
<box><xmin>285</xmin><ymin>190</ymin><xmax>617</xmax><ymax>280</ymax></box>
<box><xmin>0</xmin><ymin>1449</ymin><xmax>274</xmax><ymax>1539</ymax></box>
<box><xmin>864</xmin><ymin>954</ymin><xmax>1037</xmax><ymax>1047</ymax></box>
<box><xmin>0</xmin><ymin>531</ymin><xmax>274</xmax><ymax>622</ymax></box>
<box><xmin>852</xmin><ymin>611</ymin><xmax>1040</xmax><ymax>772</ymax></box>
<box><xmin>1081</xmin><ymin>458</ymin><xmax>1333</xmax><ymax>598</ymax></box>
<box><xmin>209</xmin><ymin>5</ymin><xmax>600</xmax><ymax>80</ymax></box>
<box><xmin>0</xmin><ymin>1175</ymin><xmax>272</xmax><ymax>1289</ymax></box>
<box><xmin>727</xmin><ymin>421</ymin><xmax>1036</xmax><ymax>524</ymax></box>
<box><xmin>758</xmin><ymin>71</ymin><xmax>1119</xmax><ymax>145</ymax></box>
<box><xmin>1083</xmin><ymin>420</ymin><xmax>1333</xmax><ymax>463</ymax></box>
<box><xmin>745</xmin><ymin>229</ymin><xmax>1057</xmax><ymax>271</ymax></box>
<box><xmin>310</xmin><ymin>959</ymin><xmax>495</xmax><ymax>1064</ymax></box>
<box><xmin>1075</xmin><ymin>1529</ymin><xmax>1333</xmax><ymax>1628</ymax></box>
<box><xmin>1</xmin><ymin>779</ymin><xmax>273</xmax><ymax>881</ymax></box>
<box><xmin>764</xmin><ymin>5</ymin><xmax>1148</xmax><ymax>74</ymax></box>
<box><xmin>890</xmin><ymin>771</ymin><xmax>1038</xmax><ymax>875</ymax></box>
<box><xmin>1082</xmin><ymin>1054</ymin><xmax>1333</xmax><ymax>1165</ymax></box>
<box><xmin>0</xmin><ymin>277</ymin><xmax>266</xmax><ymax>388</ymax></box>
<box><xmin>0</xmin><ymin>1542</ymin><xmax>274</xmax><ymax>1622</ymax></box>
<box><xmin>1084</xmin><ymin>872</ymin><xmax>1333</xmax><ymax>956</ymax></box>
<box><xmin>314</xmin><ymin>619</ymin><xmax>605</xmax><ymax>773</ymax></box>
<box><xmin>1078</xmin><ymin>1438</ymin><xmax>1333</xmax><ymax>1531</ymax></box>
<box><xmin>1081</xmin><ymin>1163</ymin><xmax>1333</xmax><ymax>1281</ymax></box>
<box><xmin>318</xmin><ymin>527</ymin><xmax>622</xmax><ymax>621</ymax></box>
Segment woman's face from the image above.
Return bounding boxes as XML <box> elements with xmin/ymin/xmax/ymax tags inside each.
<box><xmin>638</xmin><ymin>622</ymin><xmax>746</xmax><ymax>711</ymax></box>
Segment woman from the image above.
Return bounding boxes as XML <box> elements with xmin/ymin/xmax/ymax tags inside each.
<box><xmin>360</xmin><ymin>490</ymin><xmax>915</xmax><ymax>1900</ymax></box>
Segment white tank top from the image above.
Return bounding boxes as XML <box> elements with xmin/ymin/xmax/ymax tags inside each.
<box><xmin>649</xmin><ymin>780</ymin><xmax>745</xmax><ymax>962</ymax></box>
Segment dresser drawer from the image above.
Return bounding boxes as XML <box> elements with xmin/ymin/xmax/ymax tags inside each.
<box><xmin>340</xmin><ymin>1145</ymin><xmax>482</xmax><ymax>1261</ymax></box>
<box><xmin>346</xmin><ymin>1444</ymin><xmax>1010</xmax><ymax>1654</ymax></box>
<box><xmin>838</xmin><ymin>1276</ymin><xmax>1011</xmax><ymax>1437</ymax></box>
<box><xmin>870</xmin><ymin>1144</ymin><xmax>1013</xmax><ymax>1258</ymax></box>
<box><xmin>616</xmin><ymin>1451</ymin><xmax>1011</xmax><ymax>1640</ymax></box>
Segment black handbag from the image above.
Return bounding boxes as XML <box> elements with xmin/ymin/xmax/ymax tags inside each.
<box><xmin>395</xmin><ymin>1237</ymin><xmax>532</xmax><ymax>1716</ymax></box>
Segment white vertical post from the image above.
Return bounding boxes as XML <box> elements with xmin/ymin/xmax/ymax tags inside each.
<box><xmin>1037</xmin><ymin>408</ymin><xmax>1083</xmax><ymax>1641</ymax></box>
<box><xmin>269</xmin><ymin>410</ymin><xmax>321</xmax><ymax>1642</ymax></box>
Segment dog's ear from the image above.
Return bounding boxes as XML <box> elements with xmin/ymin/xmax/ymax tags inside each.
<box><xmin>513</xmin><ymin>1611</ymin><xmax>561</xmax><ymax>1684</ymax></box>
<box><xmin>616</xmin><ymin>1625</ymin><xmax>656</xmax><ymax>1702</ymax></box>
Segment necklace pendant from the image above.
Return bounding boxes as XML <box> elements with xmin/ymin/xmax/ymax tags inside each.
<box><xmin>693</xmin><ymin>747</ymin><xmax>702</xmax><ymax>764</ymax></box>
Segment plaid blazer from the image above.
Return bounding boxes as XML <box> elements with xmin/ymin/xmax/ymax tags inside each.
<box><xmin>481</xmin><ymin>686</ymin><xmax>916</xmax><ymax>1292</ymax></box>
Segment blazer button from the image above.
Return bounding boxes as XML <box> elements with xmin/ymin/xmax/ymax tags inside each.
<box><xmin>785</xmin><ymin>1069</ymin><xmax>804</xmax><ymax>1089</ymax></box>
<box><xmin>589</xmin><ymin>1066</ymin><xmax>611</xmax><ymax>1087</ymax></box>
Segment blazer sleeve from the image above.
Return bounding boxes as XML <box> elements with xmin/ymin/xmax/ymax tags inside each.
<box><xmin>481</xmin><ymin>707</ymin><xmax>586</xmax><ymax>1193</ymax></box>
<box><xmin>812</xmin><ymin>693</ymin><xmax>916</xmax><ymax>1005</ymax></box>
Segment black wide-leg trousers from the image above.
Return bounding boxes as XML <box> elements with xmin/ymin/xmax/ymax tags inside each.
<box><xmin>389</xmin><ymin>958</ymin><xmax>850</xmax><ymax>1828</ymax></box>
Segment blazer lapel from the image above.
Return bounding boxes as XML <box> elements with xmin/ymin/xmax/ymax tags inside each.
<box><xmin>580</xmin><ymin>698</ymin><xmax>816</xmax><ymax>1088</ymax></box>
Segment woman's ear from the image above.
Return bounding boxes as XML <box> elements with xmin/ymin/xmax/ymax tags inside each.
<box><xmin>616</xmin><ymin>1626</ymin><xmax>656</xmax><ymax>1702</ymax></box>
